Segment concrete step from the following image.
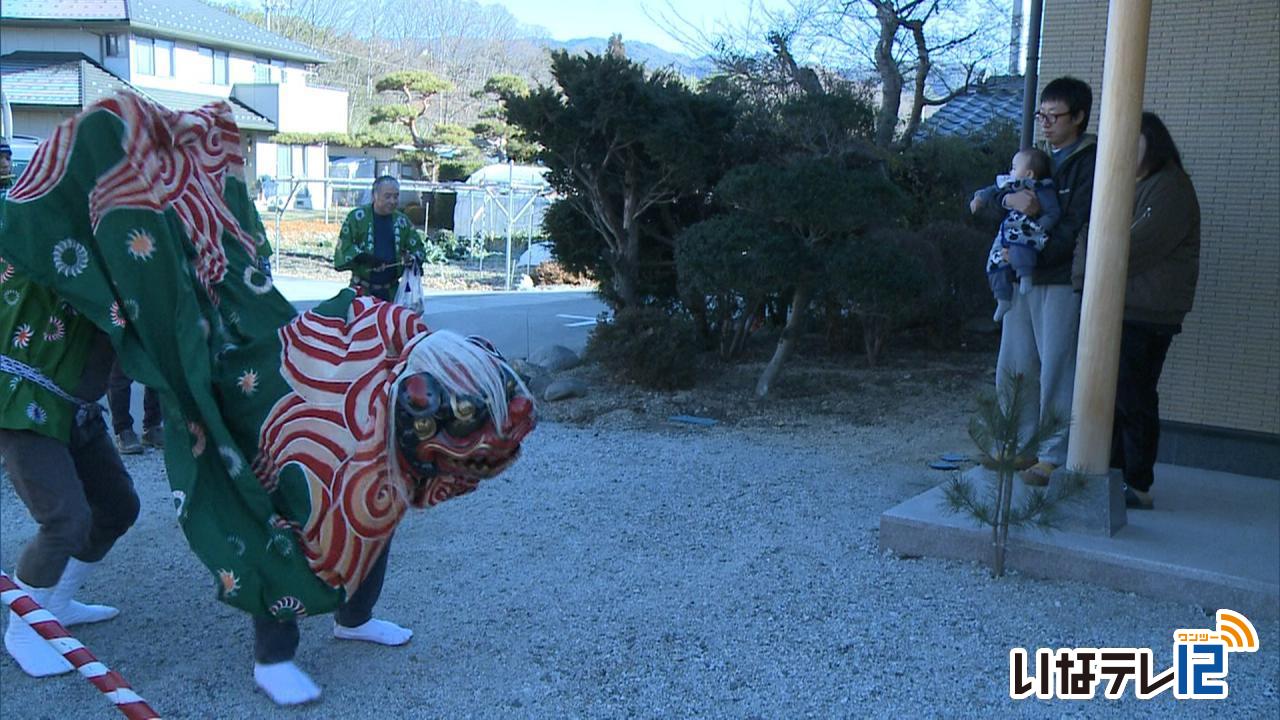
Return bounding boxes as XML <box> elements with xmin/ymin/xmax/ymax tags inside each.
<box><xmin>880</xmin><ymin>464</ymin><xmax>1279</xmax><ymax>619</ymax></box>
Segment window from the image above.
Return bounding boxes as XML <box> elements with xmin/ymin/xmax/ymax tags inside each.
<box><xmin>197</xmin><ymin>47</ymin><xmax>230</xmax><ymax>85</ymax></box>
<box><xmin>252</xmin><ymin>57</ymin><xmax>289</xmax><ymax>83</ymax></box>
<box><xmin>213</xmin><ymin>50</ymin><xmax>229</xmax><ymax>85</ymax></box>
<box><xmin>133</xmin><ymin>37</ymin><xmax>154</xmax><ymax>75</ymax></box>
<box><xmin>196</xmin><ymin>46</ymin><xmax>214</xmax><ymax>82</ymax></box>
<box><xmin>135</xmin><ymin>37</ymin><xmax>174</xmax><ymax>77</ymax></box>
<box><xmin>253</xmin><ymin>57</ymin><xmax>270</xmax><ymax>83</ymax></box>
<box><xmin>276</xmin><ymin>144</ymin><xmax>293</xmax><ymax>179</ymax></box>
<box><xmin>154</xmin><ymin>39</ymin><xmax>174</xmax><ymax>77</ymax></box>
<box><xmin>103</xmin><ymin>33</ymin><xmax>123</xmax><ymax>58</ymax></box>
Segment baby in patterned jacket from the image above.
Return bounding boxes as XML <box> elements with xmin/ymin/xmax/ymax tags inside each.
<box><xmin>969</xmin><ymin>148</ymin><xmax>1060</xmax><ymax>322</ymax></box>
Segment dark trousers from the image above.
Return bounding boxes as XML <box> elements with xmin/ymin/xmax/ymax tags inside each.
<box><xmin>107</xmin><ymin>360</ymin><xmax>161</xmax><ymax>435</ymax></box>
<box><xmin>0</xmin><ymin>412</ymin><xmax>141</xmax><ymax>587</ymax></box>
<box><xmin>252</xmin><ymin>540</ymin><xmax>392</xmax><ymax>663</ymax></box>
<box><xmin>352</xmin><ymin>278</ymin><xmax>396</xmax><ymax>302</ymax></box>
<box><xmin>1110</xmin><ymin>322</ymin><xmax>1176</xmax><ymax>493</ymax></box>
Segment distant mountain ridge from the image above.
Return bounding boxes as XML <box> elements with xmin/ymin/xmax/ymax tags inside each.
<box><xmin>539</xmin><ymin>37</ymin><xmax>716</xmax><ymax>78</ymax></box>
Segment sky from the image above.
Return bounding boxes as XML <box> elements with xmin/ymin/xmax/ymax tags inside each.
<box><xmin>484</xmin><ymin>0</ymin><xmax>776</xmax><ymax>54</ymax></box>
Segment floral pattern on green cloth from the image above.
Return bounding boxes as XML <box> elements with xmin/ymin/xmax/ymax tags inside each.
<box><xmin>0</xmin><ymin>255</ymin><xmax>98</xmax><ymax>442</ymax></box>
<box><xmin>0</xmin><ymin>92</ymin><xmax>338</xmax><ymax>618</ymax></box>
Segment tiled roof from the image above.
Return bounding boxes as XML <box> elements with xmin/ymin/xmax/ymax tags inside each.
<box><xmin>1</xmin><ymin>0</ymin><xmax>329</xmax><ymax>64</ymax></box>
<box><xmin>129</xmin><ymin>0</ymin><xmax>329</xmax><ymax>64</ymax></box>
<box><xmin>0</xmin><ymin>52</ymin><xmax>134</xmax><ymax>107</ymax></box>
<box><xmin>0</xmin><ymin>1</ymin><xmax>124</xmax><ymax>21</ymax></box>
<box><xmin>1</xmin><ymin>52</ymin><xmax>276</xmax><ymax>133</ymax></box>
<box><xmin>141</xmin><ymin>87</ymin><xmax>275</xmax><ymax>132</ymax></box>
<box><xmin>918</xmin><ymin>75</ymin><xmax>1025</xmax><ymax>138</ymax></box>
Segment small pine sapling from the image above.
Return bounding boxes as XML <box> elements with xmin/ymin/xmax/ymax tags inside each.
<box><xmin>943</xmin><ymin>373</ymin><xmax>1087</xmax><ymax>576</ymax></box>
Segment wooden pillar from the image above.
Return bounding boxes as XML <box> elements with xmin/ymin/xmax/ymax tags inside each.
<box><xmin>1066</xmin><ymin>0</ymin><xmax>1153</xmax><ymax>474</ymax></box>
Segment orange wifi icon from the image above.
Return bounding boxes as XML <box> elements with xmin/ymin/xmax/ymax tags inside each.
<box><xmin>1216</xmin><ymin>609</ymin><xmax>1259</xmax><ymax>652</ymax></box>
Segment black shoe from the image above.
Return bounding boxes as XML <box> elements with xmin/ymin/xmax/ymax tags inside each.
<box><xmin>115</xmin><ymin>430</ymin><xmax>143</xmax><ymax>455</ymax></box>
<box><xmin>1124</xmin><ymin>487</ymin><xmax>1154</xmax><ymax>510</ymax></box>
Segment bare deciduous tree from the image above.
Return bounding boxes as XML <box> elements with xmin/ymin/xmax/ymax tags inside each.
<box><xmin>684</xmin><ymin>0</ymin><xmax>1009</xmax><ymax>150</ymax></box>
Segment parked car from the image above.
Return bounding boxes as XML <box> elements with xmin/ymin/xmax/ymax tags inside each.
<box><xmin>3</xmin><ymin>88</ymin><xmax>42</xmax><ymax>182</ymax></box>
<box><xmin>4</xmin><ymin>135</ymin><xmax>40</xmax><ymax>181</ymax></box>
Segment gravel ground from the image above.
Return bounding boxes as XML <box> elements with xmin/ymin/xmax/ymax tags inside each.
<box><xmin>2</xmin><ymin>418</ymin><xmax>1277</xmax><ymax>719</ymax></box>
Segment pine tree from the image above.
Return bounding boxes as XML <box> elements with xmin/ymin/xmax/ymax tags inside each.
<box><xmin>943</xmin><ymin>373</ymin><xmax>1086</xmax><ymax>576</ymax></box>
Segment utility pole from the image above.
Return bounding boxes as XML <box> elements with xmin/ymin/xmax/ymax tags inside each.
<box><xmin>1009</xmin><ymin>0</ymin><xmax>1024</xmax><ymax>75</ymax></box>
<box><xmin>264</xmin><ymin>0</ymin><xmax>286</xmax><ymax>33</ymax></box>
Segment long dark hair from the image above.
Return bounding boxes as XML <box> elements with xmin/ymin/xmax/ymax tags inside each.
<box><xmin>1138</xmin><ymin>112</ymin><xmax>1183</xmax><ymax>177</ymax></box>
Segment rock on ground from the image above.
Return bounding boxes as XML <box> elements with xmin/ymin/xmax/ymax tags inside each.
<box><xmin>528</xmin><ymin>344</ymin><xmax>580</xmax><ymax>373</ymax></box>
<box><xmin>544</xmin><ymin>378</ymin><xmax>588</xmax><ymax>402</ymax></box>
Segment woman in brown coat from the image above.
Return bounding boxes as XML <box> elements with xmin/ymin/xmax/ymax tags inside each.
<box><xmin>1074</xmin><ymin>112</ymin><xmax>1200</xmax><ymax>509</ymax></box>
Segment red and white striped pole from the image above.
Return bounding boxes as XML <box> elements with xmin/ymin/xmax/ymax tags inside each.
<box><xmin>1</xmin><ymin>572</ymin><xmax>161</xmax><ymax>720</ymax></box>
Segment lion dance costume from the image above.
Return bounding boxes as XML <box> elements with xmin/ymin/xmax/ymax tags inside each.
<box><xmin>0</xmin><ymin>93</ymin><xmax>536</xmax><ymax>626</ymax></box>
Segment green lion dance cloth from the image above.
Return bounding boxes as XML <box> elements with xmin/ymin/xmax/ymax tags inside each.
<box><xmin>0</xmin><ymin>93</ymin><xmax>536</xmax><ymax>619</ymax></box>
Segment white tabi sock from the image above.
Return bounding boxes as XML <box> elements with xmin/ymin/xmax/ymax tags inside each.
<box><xmin>332</xmin><ymin>618</ymin><xmax>413</xmax><ymax>646</ymax></box>
<box><xmin>4</xmin><ymin>577</ymin><xmax>74</xmax><ymax>677</ymax></box>
<box><xmin>49</xmin><ymin>559</ymin><xmax>119</xmax><ymax>626</ymax></box>
<box><xmin>254</xmin><ymin>661</ymin><xmax>322</xmax><ymax>706</ymax></box>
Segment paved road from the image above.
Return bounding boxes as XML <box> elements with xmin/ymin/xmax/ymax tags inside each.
<box><xmin>111</xmin><ymin>278</ymin><xmax>604</xmax><ymax>425</ymax></box>
<box><xmin>274</xmin><ymin>276</ymin><xmax>606</xmax><ymax>358</ymax></box>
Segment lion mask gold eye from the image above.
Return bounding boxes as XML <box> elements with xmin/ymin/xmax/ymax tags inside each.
<box><xmin>413</xmin><ymin>417</ymin><xmax>437</xmax><ymax>439</ymax></box>
<box><xmin>451</xmin><ymin>397</ymin><xmax>476</xmax><ymax>420</ymax></box>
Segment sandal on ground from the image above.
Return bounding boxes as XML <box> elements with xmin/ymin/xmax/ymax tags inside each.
<box><xmin>1019</xmin><ymin>461</ymin><xmax>1055</xmax><ymax>487</ymax></box>
<box><xmin>1124</xmin><ymin>487</ymin><xmax>1154</xmax><ymax>510</ymax></box>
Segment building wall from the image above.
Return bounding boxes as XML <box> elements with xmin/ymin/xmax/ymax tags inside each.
<box><xmin>125</xmin><ymin>33</ymin><xmax>311</xmax><ymax>97</ymax></box>
<box><xmin>255</xmin><ymin>142</ymin><xmax>330</xmax><ymax>209</ymax></box>
<box><xmin>11</xmin><ymin>107</ymin><xmax>76</xmax><ymax>139</ymax></box>
<box><xmin>232</xmin><ymin>83</ymin><xmax>347</xmax><ymax>134</ymax></box>
<box><xmin>1039</xmin><ymin>0</ymin><xmax>1280</xmax><ymax>436</ymax></box>
<box><xmin>277</xmin><ymin>82</ymin><xmax>348</xmax><ymax>135</ymax></box>
<box><xmin>0</xmin><ymin>26</ymin><xmax>312</xmax><ymax>91</ymax></box>
<box><xmin>0</xmin><ymin>26</ymin><xmax>106</xmax><ymax>60</ymax></box>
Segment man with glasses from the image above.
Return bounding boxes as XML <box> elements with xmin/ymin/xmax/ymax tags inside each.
<box><xmin>998</xmin><ymin>77</ymin><xmax>1097</xmax><ymax>486</ymax></box>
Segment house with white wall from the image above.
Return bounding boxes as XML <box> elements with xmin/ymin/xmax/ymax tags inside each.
<box><xmin>0</xmin><ymin>0</ymin><xmax>347</xmax><ymax>208</ymax></box>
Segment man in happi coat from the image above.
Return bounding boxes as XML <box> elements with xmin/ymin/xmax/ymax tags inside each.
<box><xmin>334</xmin><ymin>176</ymin><xmax>426</xmax><ymax>301</ymax></box>
<box><xmin>1</xmin><ymin>141</ymin><xmax>141</xmax><ymax>679</ymax></box>
<box><xmin>0</xmin><ymin>93</ymin><xmax>535</xmax><ymax>706</ymax></box>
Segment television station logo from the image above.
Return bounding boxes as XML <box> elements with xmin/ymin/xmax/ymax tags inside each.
<box><xmin>1010</xmin><ymin>609</ymin><xmax>1260</xmax><ymax>700</ymax></box>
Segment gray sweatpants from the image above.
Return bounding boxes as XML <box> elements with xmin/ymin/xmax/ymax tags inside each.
<box><xmin>0</xmin><ymin>410</ymin><xmax>140</xmax><ymax>588</ymax></box>
<box><xmin>995</xmin><ymin>284</ymin><xmax>1081</xmax><ymax>466</ymax></box>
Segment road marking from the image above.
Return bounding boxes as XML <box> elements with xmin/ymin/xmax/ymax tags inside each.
<box><xmin>556</xmin><ymin>314</ymin><xmax>598</xmax><ymax>328</ymax></box>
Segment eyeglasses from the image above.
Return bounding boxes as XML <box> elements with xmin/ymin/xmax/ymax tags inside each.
<box><xmin>1035</xmin><ymin>109</ymin><xmax>1072</xmax><ymax>126</ymax></box>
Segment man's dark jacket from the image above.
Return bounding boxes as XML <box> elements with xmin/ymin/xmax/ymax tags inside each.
<box><xmin>1034</xmin><ymin>135</ymin><xmax>1097</xmax><ymax>285</ymax></box>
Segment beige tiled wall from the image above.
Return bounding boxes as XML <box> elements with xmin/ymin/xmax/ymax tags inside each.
<box><xmin>1039</xmin><ymin>0</ymin><xmax>1280</xmax><ymax>435</ymax></box>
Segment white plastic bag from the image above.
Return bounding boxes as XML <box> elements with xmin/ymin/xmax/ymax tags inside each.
<box><xmin>394</xmin><ymin>259</ymin><xmax>425</xmax><ymax>314</ymax></box>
